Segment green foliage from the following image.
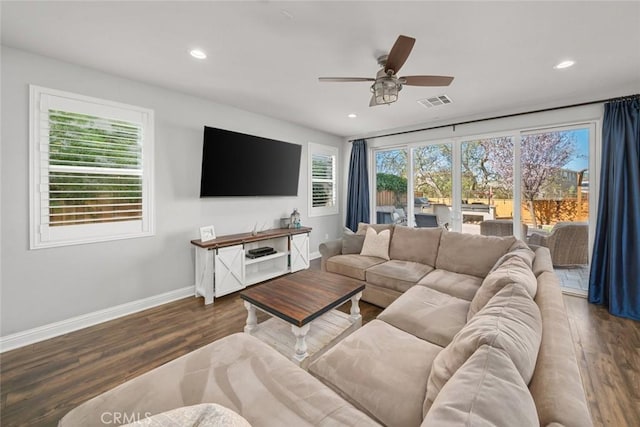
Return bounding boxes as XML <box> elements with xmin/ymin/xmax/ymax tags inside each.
<box><xmin>46</xmin><ymin>109</ymin><xmax>143</xmax><ymax>225</ymax></box>
<box><xmin>413</xmin><ymin>144</ymin><xmax>452</xmax><ymax>198</ymax></box>
<box><xmin>49</xmin><ymin>110</ymin><xmax>141</xmax><ymax>169</ymax></box>
<box><xmin>376</xmin><ymin>150</ymin><xmax>407</xmax><ymax>177</ymax></box>
<box><xmin>376</xmin><ymin>173</ymin><xmax>407</xmax><ymax>193</ymax></box>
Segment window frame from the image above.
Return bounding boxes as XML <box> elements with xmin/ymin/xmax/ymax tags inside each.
<box><xmin>29</xmin><ymin>85</ymin><xmax>155</xmax><ymax>249</ymax></box>
<box><xmin>308</xmin><ymin>142</ymin><xmax>339</xmax><ymax>217</ymax></box>
<box><xmin>371</xmin><ymin>121</ymin><xmax>597</xmax><ymax>241</ymax></box>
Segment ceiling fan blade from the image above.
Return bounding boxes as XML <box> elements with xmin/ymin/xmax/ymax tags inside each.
<box><xmin>385</xmin><ymin>35</ymin><xmax>416</xmax><ymax>74</ymax></box>
<box><xmin>318</xmin><ymin>77</ymin><xmax>375</xmax><ymax>82</ymax></box>
<box><xmin>400</xmin><ymin>75</ymin><xmax>454</xmax><ymax>86</ymax></box>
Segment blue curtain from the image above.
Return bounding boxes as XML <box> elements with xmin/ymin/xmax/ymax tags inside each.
<box><xmin>346</xmin><ymin>139</ymin><xmax>370</xmax><ymax>231</ymax></box>
<box><xmin>589</xmin><ymin>95</ymin><xmax>640</xmax><ymax>321</ymax></box>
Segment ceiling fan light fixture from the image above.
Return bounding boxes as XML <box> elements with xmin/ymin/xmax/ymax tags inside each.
<box><xmin>371</xmin><ymin>78</ymin><xmax>400</xmax><ymax>105</ymax></box>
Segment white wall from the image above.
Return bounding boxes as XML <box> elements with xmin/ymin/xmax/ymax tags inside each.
<box><xmin>0</xmin><ymin>46</ymin><xmax>345</xmax><ymax>337</ymax></box>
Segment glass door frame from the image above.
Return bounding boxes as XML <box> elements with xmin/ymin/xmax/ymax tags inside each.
<box><xmin>370</xmin><ymin>146</ymin><xmax>410</xmax><ymax>225</ymax></box>
<box><xmin>369</xmin><ymin>120</ymin><xmax>599</xmax><ymax>250</ymax></box>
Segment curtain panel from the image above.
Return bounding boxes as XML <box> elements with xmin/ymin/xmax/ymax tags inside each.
<box><xmin>346</xmin><ymin>139</ymin><xmax>370</xmax><ymax>231</ymax></box>
<box><xmin>589</xmin><ymin>95</ymin><xmax>640</xmax><ymax>321</ymax></box>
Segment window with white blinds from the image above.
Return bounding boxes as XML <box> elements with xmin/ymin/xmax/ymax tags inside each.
<box><xmin>308</xmin><ymin>143</ymin><xmax>338</xmax><ymax>217</ymax></box>
<box><xmin>30</xmin><ymin>86</ymin><xmax>154</xmax><ymax>249</ymax></box>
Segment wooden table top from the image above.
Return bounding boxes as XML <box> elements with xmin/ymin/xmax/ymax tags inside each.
<box><xmin>240</xmin><ymin>270</ymin><xmax>365</xmax><ymax>327</ymax></box>
<box><xmin>191</xmin><ymin>227</ymin><xmax>312</xmax><ymax>249</ymax></box>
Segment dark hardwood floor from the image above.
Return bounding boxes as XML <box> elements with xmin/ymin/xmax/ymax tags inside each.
<box><xmin>1</xmin><ymin>259</ymin><xmax>638</xmax><ymax>426</ymax></box>
<box><xmin>563</xmin><ymin>295</ymin><xmax>640</xmax><ymax>426</ymax></box>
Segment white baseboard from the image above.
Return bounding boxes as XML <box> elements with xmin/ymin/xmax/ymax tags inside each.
<box><xmin>0</xmin><ymin>286</ymin><xmax>194</xmax><ymax>353</ymax></box>
<box><xmin>310</xmin><ymin>251</ymin><xmax>321</xmax><ymax>260</ymax></box>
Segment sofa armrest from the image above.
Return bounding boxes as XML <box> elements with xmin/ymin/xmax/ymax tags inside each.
<box><xmin>319</xmin><ymin>239</ymin><xmax>343</xmax><ymax>271</ymax></box>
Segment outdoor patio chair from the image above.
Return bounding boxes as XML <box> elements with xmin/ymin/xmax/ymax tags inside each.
<box><xmin>480</xmin><ymin>219</ymin><xmax>528</xmax><ymax>237</ymax></box>
<box><xmin>415</xmin><ymin>213</ymin><xmax>439</xmax><ymax>228</ymax></box>
<box><xmin>394</xmin><ymin>208</ymin><xmax>407</xmax><ymax>225</ymax></box>
<box><xmin>528</xmin><ymin>222</ymin><xmax>589</xmax><ymax>267</ymax></box>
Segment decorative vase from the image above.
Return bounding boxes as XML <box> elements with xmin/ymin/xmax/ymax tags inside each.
<box><xmin>290</xmin><ymin>208</ymin><xmax>301</xmax><ymax>229</ymax></box>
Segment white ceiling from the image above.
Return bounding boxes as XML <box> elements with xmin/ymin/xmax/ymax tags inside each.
<box><xmin>2</xmin><ymin>1</ymin><xmax>640</xmax><ymax>138</ymax></box>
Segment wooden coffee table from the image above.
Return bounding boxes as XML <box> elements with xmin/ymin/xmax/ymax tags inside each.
<box><xmin>240</xmin><ymin>270</ymin><xmax>365</xmax><ymax>368</ymax></box>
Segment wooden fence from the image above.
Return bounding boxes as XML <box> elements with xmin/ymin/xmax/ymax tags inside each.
<box><xmin>376</xmin><ymin>191</ymin><xmax>589</xmax><ymax>224</ymax></box>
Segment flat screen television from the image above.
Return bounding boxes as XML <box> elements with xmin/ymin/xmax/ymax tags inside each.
<box><xmin>200</xmin><ymin>126</ymin><xmax>302</xmax><ymax>197</ymax></box>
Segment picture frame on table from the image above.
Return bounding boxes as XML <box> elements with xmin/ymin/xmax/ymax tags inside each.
<box><xmin>200</xmin><ymin>225</ymin><xmax>216</xmax><ymax>242</ymax></box>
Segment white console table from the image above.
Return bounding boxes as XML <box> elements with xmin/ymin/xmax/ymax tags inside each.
<box><xmin>191</xmin><ymin>227</ymin><xmax>311</xmax><ymax>305</ymax></box>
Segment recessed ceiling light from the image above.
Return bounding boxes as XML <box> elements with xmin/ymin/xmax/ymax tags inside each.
<box><xmin>347</xmin><ymin>113</ymin><xmax>357</xmax><ymax>118</ymax></box>
<box><xmin>190</xmin><ymin>49</ymin><xmax>207</xmax><ymax>60</ymax></box>
<box><xmin>280</xmin><ymin>9</ymin><xmax>294</xmax><ymax>19</ymax></box>
<box><xmin>554</xmin><ymin>60</ymin><xmax>575</xmax><ymax>69</ymax></box>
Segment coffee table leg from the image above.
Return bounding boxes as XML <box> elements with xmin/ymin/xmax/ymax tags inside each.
<box><xmin>243</xmin><ymin>301</ymin><xmax>257</xmax><ymax>334</ymax></box>
<box><xmin>291</xmin><ymin>324</ymin><xmax>311</xmax><ymax>363</ymax></box>
<box><xmin>350</xmin><ymin>291</ymin><xmax>363</xmax><ymax>326</ymax></box>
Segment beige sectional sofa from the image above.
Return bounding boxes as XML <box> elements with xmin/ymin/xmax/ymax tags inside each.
<box><xmin>59</xmin><ymin>224</ymin><xmax>591</xmax><ymax>427</ymax></box>
<box><xmin>314</xmin><ymin>224</ymin><xmax>592</xmax><ymax>427</ymax></box>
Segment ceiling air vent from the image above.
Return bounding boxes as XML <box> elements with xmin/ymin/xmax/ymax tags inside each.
<box><xmin>417</xmin><ymin>95</ymin><xmax>453</xmax><ymax>109</ymax></box>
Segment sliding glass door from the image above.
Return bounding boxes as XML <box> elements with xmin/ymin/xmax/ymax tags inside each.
<box><xmin>374</xmin><ymin>148</ymin><xmax>408</xmax><ymax>225</ymax></box>
<box><xmin>521</xmin><ymin>126</ymin><xmax>592</xmax><ymax>295</ymax></box>
<box><xmin>412</xmin><ymin>143</ymin><xmax>452</xmax><ymax>228</ymax></box>
<box><xmin>371</xmin><ymin>121</ymin><xmax>595</xmax><ymax>295</ymax></box>
<box><xmin>460</xmin><ymin>137</ymin><xmax>513</xmax><ymax>235</ymax></box>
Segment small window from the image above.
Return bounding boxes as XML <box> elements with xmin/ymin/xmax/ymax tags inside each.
<box><xmin>308</xmin><ymin>143</ymin><xmax>338</xmax><ymax>217</ymax></box>
<box><xmin>29</xmin><ymin>86</ymin><xmax>154</xmax><ymax>249</ymax></box>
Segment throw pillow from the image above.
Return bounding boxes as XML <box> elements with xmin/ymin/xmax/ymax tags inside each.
<box><xmin>423</xmin><ymin>346</ymin><xmax>539</xmax><ymax>426</ymax></box>
<box><xmin>360</xmin><ymin>227</ymin><xmax>391</xmax><ymax>260</ymax></box>
<box><xmin>489</xmin><ymin>239</ymin><xmax>535</xmax><ymax>274</ymax></box>
<box><xmin>356</xmin><ymin>222</ymin><xmax>394</xmax><ymax>236</ymax></box>
<box><xmin>342</xmin><ymin>234</ymin><xmax>366</xmax><ymax>254</ymax></box>
<box><xmin>468</xmin><ymin>256</ymin><xmax>537</xmax><ymax>321</ymax></box>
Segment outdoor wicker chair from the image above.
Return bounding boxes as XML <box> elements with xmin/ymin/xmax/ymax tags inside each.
<box><xmin>528</xmin><ymin>222</ymin><xmax>589</xmax><ymax>266</ymax></box>
<box><xmin>480</xmin><ymin>219</ymin><xmax>528</xmax><ymax>237</ymax></box>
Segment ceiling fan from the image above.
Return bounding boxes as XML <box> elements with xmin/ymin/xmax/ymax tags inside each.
<box><xmin>319</xmin><ymin>35</ymin><xmax>454</xmax><ymax>107</ymax></box>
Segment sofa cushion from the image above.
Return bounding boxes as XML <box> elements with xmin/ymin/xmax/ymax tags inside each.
<box><xmin>467</xmin><ymin>256</ymin><xmax>537</xmax><ymax>321</ymax></box>
<box><xmin>424</xmin><ymin>283</ymin><xmax>542</xmax><ymax>414</ymax></box>
<box><xmin>342</xmin><ymin>234</ymin><xmax>366</xmax><ymax>254</ymax></box>
<box><xmin>356</xmin><ymin>222</ymin><xmax>394</xmax><ymax>236</ymax></box>
<box><xmin>326</xmin><ymin>254</ymin><xmax>386</xmax><ymax>281</ymax></box>
<box><xmin>489</xmin><ymin>239</ymin><xmax>536</xmax><ymax>273</ymax></box>
<box><xmin>388</xmin><ymin>225</ymin><xmax>442</xmax><ymax>267</ymax></box>
<box><xmin>59</xmin><ymin>333</ymin><xmax>379</xmax><ymax>427</ymax></box>
<box><xmin>378</xmin><ymin>285</ymin><xmax>469</xmax><ymax>347</ymax></box>
<box><xmin>417</xmin><ymin>269</ymin><xmax>482</xmax><ymax>301</ymax></box>
<box><xmin>309</xmin><ymin>319</ymin><xmax>441</xmax><ymax>427</ymax></box>
<box><xmin>365</xmin><ymin>260</ymin><xmax>433</xmax><ymax>293</ymax></box>
<box><xmin>421</xmin><ymin>346</ymin><xmax>539</xmax><ymax>426</ymax></box>
<box><xmin>435</xmin><ymin>232</ymin><xmax>516</xmax><ymax>278</ymax></box>
<box><xmin>360</xmin><ymin>227</ymin><xmax>391</xmax><ymax>260</ymax></box>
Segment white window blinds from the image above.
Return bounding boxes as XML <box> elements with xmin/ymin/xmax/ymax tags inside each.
<box><xmin>30</xmin><ymin>86</ymin><xmax>154</xmax><ymax>248</ymax></box>
<box><xmin>308</xmin><ymin>143</ymin><xmax>338</xmax><ymax>217</ymax></box>
<box><xmin>46</xmin><ymin>110</ymin><xmax>143</xmax><ymax>226</ymax></box>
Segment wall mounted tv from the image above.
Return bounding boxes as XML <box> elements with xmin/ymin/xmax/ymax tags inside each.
<box><xmin>200</xmin><ymin>126</ymin><xmax>302</xmax><ymax>197</ymax></box>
